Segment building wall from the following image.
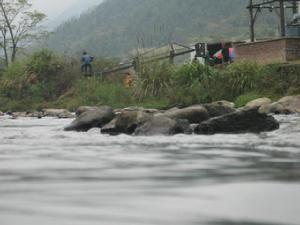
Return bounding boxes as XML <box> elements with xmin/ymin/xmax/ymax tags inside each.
<box><xmin>234</xmin><ymin>39</ymin><xmax>287</xmax><ymax>64</ymax></box>
<box><xmin>286</xmin><ymin>38</ymin><xmax>300</xmax><ymax>61</ymax></box>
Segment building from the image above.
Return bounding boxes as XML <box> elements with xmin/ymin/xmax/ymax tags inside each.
<box><xmin>234</xmin><ymin>37</ymin><xmax>300</xmax><ymax>64</ymax></box>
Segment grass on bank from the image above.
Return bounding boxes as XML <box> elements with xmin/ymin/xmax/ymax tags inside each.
<box><xmin>0</xmin><ymin>49</ymin><xmax>300</xmax><ymax>112</ymax></box>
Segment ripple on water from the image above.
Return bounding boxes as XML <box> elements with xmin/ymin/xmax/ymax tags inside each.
<box><xmin>0</xmin><ymin>115</ymin><xmax>299</xmax><ymax>225</ymax></box>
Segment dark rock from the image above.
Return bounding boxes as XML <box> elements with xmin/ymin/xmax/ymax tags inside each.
<box><xmin>203</xmin><ymin>103</ymin><xmax>236</xmax><ymax>118</ymax></box>
<box><xmin>101</xmin><ymin>110</ymin><xmax>151</xmax><ymax>135</ymax></box>
<box><xmin>162</xmin><ymin>105</ymin><xmax>209</xmax><ymax>123</ymax></box>
<box><xmin>195</xmin><ymin>107</ymin><xmax>279</xmax><ymax>134</ymax></box>
<box><xmin>76</xmin><ymin>106</ymin><xmax>101</xmax><ymax>117</ymax></box>
<box><xmin>134</xmin><ymin>115</ymin><xmax>192</xmax><ymax>136</ymax></box>
<box><xmin>64</xmin><ymin>106</ymin><xmax>114</xmax><ymax>132</ymax></box>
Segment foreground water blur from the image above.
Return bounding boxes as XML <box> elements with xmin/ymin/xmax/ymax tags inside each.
<box><xmin>0</xmin><ymin>115</ymin><xmax>299</xmax><ymax>225</ymax></box>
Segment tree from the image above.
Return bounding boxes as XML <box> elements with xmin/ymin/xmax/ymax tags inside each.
<box><xmin>0</xmin><ymin>0</ymin><xmax>46</xmax><ymax>66</ymax></box>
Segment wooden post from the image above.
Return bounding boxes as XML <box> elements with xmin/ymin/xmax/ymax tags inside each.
<box><xmin>279</xmin><ymin>0</ymin><xmax>286</xmax><ymax>37</ymax></box>
<box><xmin>169</xmin><ymin>43</ymin><xmax>175</xmax><ymax>64</ymax></box>
<box><xmin>249</xmin><ymin>0</ymin><xmax>255</xmax><ymax>42</ymax></box>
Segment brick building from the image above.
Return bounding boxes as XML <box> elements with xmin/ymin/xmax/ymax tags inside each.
<box><xmin>234</xmin><ymin>37</ymin><xmax>300</xmax><ymax>64</ymax></box>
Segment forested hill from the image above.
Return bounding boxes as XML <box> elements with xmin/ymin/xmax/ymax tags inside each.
<box><xmin>46</xmin><ymin>0</ymin><xmax>277</xmax><ymax>57</ymax></box>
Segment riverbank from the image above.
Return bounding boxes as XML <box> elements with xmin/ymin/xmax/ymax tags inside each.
<box><xmin>0</xmin><ymin>49</ymin><xmax>300</xmax><ymax>113</ymax></box>
<box><xmin>1</xmin><ymin>95</ymin><xmax>299</xmax><ymax>137</ymax></box>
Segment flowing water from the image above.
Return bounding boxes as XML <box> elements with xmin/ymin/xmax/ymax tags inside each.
<box><xmin>0</xmin><ymin>115</ymin><xmax>300</xmax><ymax>225</ymax></box>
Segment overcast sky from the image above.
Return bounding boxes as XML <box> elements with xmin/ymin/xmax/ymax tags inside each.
<box><xmin>32</xmin><ymin>0</ymin><xmax>103</xmax><ymax>28</ymax></box>
<box><xmin>32</xmin><ymin>0</ymin><xmax>79</xmax><ymax>18</ymax></box>
<box><xmin>32</xmin><ymin>0</ymin><xmax>103</xmax><ymax>18</ymax></box>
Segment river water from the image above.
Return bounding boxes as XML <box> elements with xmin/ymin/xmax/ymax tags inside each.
<box><xmin>0</xmin><ymin>115</ymin><xmax>299</xmax><ymax>225</ymax></box>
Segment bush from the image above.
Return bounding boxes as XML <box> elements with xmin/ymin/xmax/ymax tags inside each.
<box><xmin>220</xmin><ymin>62</ymin><xmax>263</xmax><ymax>99</ymax></box>
<box><xmin>0</xmin><ymin>49</ymin><xmax>80</xmax><ymax>103</ymax></box>
<box><xmin>1</xmin><ymin>48</ymin><xmax>299</xmax><ymax>112</ymax></box>
<box><xmin>134</xmin><ymin>60</ymin><xmax>175</xmax><ymax>101</ymax></box>
<box><xmin>234</xmin><ymin>92</ymin><xmax>262</xmax><ymax>108</ymax></box>
<box><xmin>56</xmin><ymin>78</ymin><xmax>134</xmax><ymax>110</ymax></box>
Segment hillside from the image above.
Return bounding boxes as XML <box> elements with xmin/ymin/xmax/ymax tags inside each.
<box><xmin>44</xmin><ymin>0</ymin><xmax>104</xmax><ymax>30</ymax></box>
<box><xmin>46</xmin><ymin>0</ymin><xmax>278</xmax><ymax>58</ymax></box>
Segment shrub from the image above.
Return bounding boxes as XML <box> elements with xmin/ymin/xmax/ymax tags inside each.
<box><xmin>56</xmin><ymin>78</ymin><xmax>134</xmax><ymax>110</ymax></box>
<box><xmin>220</xmin><ymin>62</ymin><xmax>263</xmax><ymax>99</ymax></box>
<box><xmin>133</xmin><ymin>60</ymin><xmax>175</xmax><ymax>101</ymax></box>
<box><xmin>234</xmin><ymin>92</ymin><xmax>262</xmax><ymax>108</ymax></box>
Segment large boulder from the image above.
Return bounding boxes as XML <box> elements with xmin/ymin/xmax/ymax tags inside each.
<box><xmin>43</xmin><ymin>108</ymin><xmax>73</xmax><ymax>118</ymax></box>
<box><xmin>269</xmin><ymin>95</ymin><xmax>300</xmax><ymax>114</ymax></box>
<box><xmin>203</xmin><ymin>103</ymin><xmax>236</xmax><ymax>118</ymax></box>
<box><xmin>64</xmin><ymin>106</ymin><xmax>114</xmax><ymax>132</ymax></box>
<box><xmin>101</xmin><ymin>110</ymin><xmax>152</xmax><ymax>135</ymax></box>
<box><xmin>194</xmin><ymin>107</ymin><xmax>279</xmax><ymax>134</ymax></box>
<box><xmin>134</xmin><ymin>115</ymin><xmax>192</xmax><ymax>136</ymax></box>
<box><xmin>246</xmin><ymin>97</ymin><xmax>272</xmax><ymax>109</ymax></box>
<box><xmin>76</xmin><ymin>106</ymin><xmax>101</xmax><ymax>117</ymax></box>
<box><xmin>0</xmin><ymin>111</ymin><xmax>3</xmax><ymax>116</ymax></box>
<box><xmin>162</xmin><ymin>105</ymin><xmax>209</xmax><ymax>124</ymax></box>
<box><xmin>244</xmin><ymin>97</ymin><xmax>273</xmax><ymax>114</ymax></box>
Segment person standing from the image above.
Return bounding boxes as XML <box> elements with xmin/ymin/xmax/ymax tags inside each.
<box><xmin>81</xmin><ymin>51</ymin><xmax>94</xmax><ymax>76</ymax></box>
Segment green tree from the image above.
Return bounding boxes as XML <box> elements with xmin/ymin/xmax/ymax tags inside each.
<box><xmin>0</xmin><ymin>0</ymin><xmax>46</xmax><ymax>66</ymax></box>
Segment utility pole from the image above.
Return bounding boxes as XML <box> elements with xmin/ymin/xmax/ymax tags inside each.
<box><xmin>249</xmin><ymin>0</ymin><xmax>256</xmax><ymax>42</ymax></box>
<box><xmin>279</xmin><ymin>0</ymin><xmax>286</xmax><ymax>37</ymax></box>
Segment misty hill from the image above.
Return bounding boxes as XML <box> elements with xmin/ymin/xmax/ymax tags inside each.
<box><xmin>44</xmin><ymin>0</ymin><xmax>104</xmax><ymax>30</ymax></box>
<box><xmin>46</xmin><ymin>0</ymin><xmax>278</xmax><ymax>58</ymax></box>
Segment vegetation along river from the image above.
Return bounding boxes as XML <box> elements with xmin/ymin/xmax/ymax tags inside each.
<box><xmin>0</xmin><ymin>115</ymin><xmax>299</xmax><ymax>225</ymax></box>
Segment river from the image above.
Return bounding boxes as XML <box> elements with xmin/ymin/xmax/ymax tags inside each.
<box><xmin>0</xmin><ymin>115</ymin><xmax>299</xmax><ymax>225</ymax></box>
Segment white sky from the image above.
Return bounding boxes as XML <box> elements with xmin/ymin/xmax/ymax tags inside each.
<box><xmin>32</xmin><ymin>0</ymin><xmax>78</xmax><ymax>18</ymax></box>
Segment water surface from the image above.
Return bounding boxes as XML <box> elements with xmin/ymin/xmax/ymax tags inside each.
<box><xmin>0</xmin><ymin>115</ymin><xmax>299</xmax><ymax>225</ymax></box>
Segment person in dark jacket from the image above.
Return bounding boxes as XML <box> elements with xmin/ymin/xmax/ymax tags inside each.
<box><xmin>81</xmin><ymin>51</ymin><xmax>94</xmax><ymax>76</ymax></box>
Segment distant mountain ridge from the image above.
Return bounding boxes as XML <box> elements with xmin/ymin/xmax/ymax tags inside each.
<box><xmin>46</xmin><ymin>0</ymin><xmax>278</xmax><ymax>57</ymax></box>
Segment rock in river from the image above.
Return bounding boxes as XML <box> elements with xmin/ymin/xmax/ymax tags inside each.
<box><xmin>162</xmin><ymin>105</ymin><xmax>209</xmax><ymax>124</ymax></box>
<box><xmin>270</xmin><ymin>95</ymin><xmax>300</xmax><ymax>114</ymax></box>
<box><xmin>76</xmin><ymin>106</ymin><xmax>102</xmax><ymax>117</ymax></box>
<box><xmin>194</xmin><ymin>107</ymin><xmax>279</xmax><ymax>134</ymax></box>
<box><xmin>245</xmin><ymin>97</ymin><xmax>272</xmax><ymax>109</ymax></box>
<box><xmin>134</xmin><ymin>115</ymin><xmax>192</xmax><ymax>136</ymax></box>
<box><xmin>43</xmin><ymin>109</ymin><xmax>73</xmax><ymax>118</ymax></box>
<box><xmin>203</xmin><ymin>103</ymin><xmax>236</xmax><ymax>117</ymax></box>
<box><xmin>101</xmin><ymin>110</ymin><xmax>152</xmax><ymax>135</ymax></box>
<box><xmin>64</xmin><ymin>106</ymin><xmax>114</xmax><ymax>132</ymax></box>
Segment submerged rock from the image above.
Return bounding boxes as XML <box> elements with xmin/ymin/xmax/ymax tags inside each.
<box><xmin>134</xmin><ymin>115</ymin><xmax>192</xmax><ymax>136</ymax></box>
<box><xmin>64</xmin><ymin>106</ymin><xmax>114</xmax><ymax>132</ymax></box>
<box><xmin>101</xmin><ymin>110</ymin><xmax>152</xmax><ymax>135</ymax></box>
<box><xmin>162</xmin><ymin>105</ymin><xmax>209</xmax><ymax>123</ymax></box>
<box><xmin>194</xmin><ymin>107</ymin><xmax>279</xmax><ymax>134</ymax></box>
